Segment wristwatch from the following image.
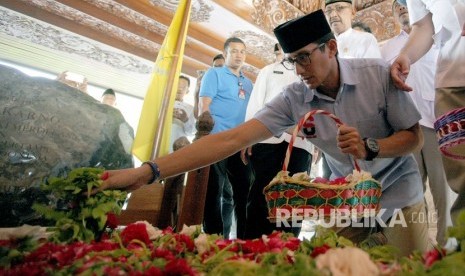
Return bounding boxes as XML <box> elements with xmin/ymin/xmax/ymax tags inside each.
<box><xmin>363</xmin><ymin>138</ymin><xmax>379</xmax><ymax>161</ymax></box>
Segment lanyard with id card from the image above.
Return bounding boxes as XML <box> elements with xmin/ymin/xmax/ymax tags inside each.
<box><xmin>238</xmin><ymin>81</ymin><xmax>246</xmax><ymax>100</ymax></box>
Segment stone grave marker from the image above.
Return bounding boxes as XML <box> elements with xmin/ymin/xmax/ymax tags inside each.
<box><xmin>0</xmin><ymin>65</ymin><xmax>134</xmax><ymax>226</ymax></box>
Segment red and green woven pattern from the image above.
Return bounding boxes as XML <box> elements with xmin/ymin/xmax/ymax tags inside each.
<box><xmin>266</xmin><ymin>110</ymin><xmax>382</xmax><ymax>221</ymax></box>
<box><xmin>264</xmin><ymin>180</ymin><xmax>381</xmax><ymax>221</ymax></box>
<box><xmin>434</xmin><ymin>107</ymin><xmax>465</xmax><ymax>160</ymax></box>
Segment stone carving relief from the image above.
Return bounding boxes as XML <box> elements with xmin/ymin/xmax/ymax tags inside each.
<box><xmin>21</xmin><ymin>0</ymin><xmax>160</xmax><ymax>55</ymax></box>
<box><xmin>354</xmin><ymin>1</ymin><xmax>399</xmax><ymax>43</ymax></box>
<box><xmin>232</xmin><ymin>30</ymin><xmax>276</xmax><ymax>65</ymax></box>
<box><xmin>251</xmin><ymin>0</ymin><xmax>303</xmax><ymax>33</ymax></box>
<box><xmin>0</xmin><ymin>7</ymin><xmax>153</xmax><ymax>74</ymax></box>
<box><xmin>353</xmin><ymin>0</ymin><xmax>386</xmax><ymax>11</ymax></box>
<box><xmin>150</xmin><ymin>0</ymin><xmax>214</xmax><ymax>22</ymax></box>
<box><xmin>2</xmin><ymin>0</ymin><xmax>398</xmax><ymax>81</ymax></box>
<box><xmin>287</xmin><ymin>0</ymin><xmax>325</xmax><ymax>13</ymax></box>
<box><xmin>283</xmin><ymin>0</ymin><xmax>398</xmax><ymax>43</ymax></box>
<box><xmin>85</xmin><ymin>0</ymin><xmax>167</xmax><ymax>36</ymax></box>
<box><xmin>287</xmin><ymin>0</ymin><xmax>386</xmax><ymax>12</ymax></box>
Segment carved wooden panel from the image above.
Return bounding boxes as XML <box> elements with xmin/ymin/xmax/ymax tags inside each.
<box><xmin>353</xmin><ymin>0</ymin><xmax>386</xmax><ymax>11</ymax></box>
<box><xmin>287</xmin><ymin>0</ymin><xmax>325</xmax><ymax>13</ymax></box>
<box><xmin>282</xmin><ymin>0</ymin><xmax>398</xmax><ymax>43</ymax></box>
<box><xmin>354</xmin><ymin>1</ymin><xmax>399</xmax><ymax>43</ymax></box>
<box><xmin>251</xmin><ymin>0</ymin><xmax>304</xmax><ymax>33</ymax></box>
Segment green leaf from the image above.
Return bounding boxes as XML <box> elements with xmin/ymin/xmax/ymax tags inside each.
<box><xmin>364</xmin><ymin>245</ymin><xmax>401</xmax><ymax>263</ymax></box>
<box><xmin>31</xmin><ymin>167</ymin><xmax>127</xmax><ymax>243</ymax></box>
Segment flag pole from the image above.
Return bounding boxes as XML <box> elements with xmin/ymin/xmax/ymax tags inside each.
<box><xmin>151</xmin><ymin>0</ymin><xmax>192</xmax><ymax>160</ymax></box>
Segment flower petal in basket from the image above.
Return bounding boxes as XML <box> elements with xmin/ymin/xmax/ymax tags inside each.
<box><xmin>263</xmin><ymin>169</ymin><xmax>382</xmax><ymax>222</ymax></box>
<box><xmin>264</xmin><ymin>110</ymin><xmax>382</xmax><ymax>222</ymax></box>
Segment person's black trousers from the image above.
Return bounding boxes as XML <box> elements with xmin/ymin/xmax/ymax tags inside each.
<box><xmin>245</xmin><ymin>142</ymin><xmax>311</xmax><ymax>239</ymax></box>
<box><xmin>203</xmin><ymin>151</ymin><xmax>254</xmax><ymax>239</ymax></box>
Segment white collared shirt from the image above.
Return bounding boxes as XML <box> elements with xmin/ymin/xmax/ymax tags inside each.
<box><xmin>170</xmin><ymin>100</ymin><xmax>195</xmax><ymax>152</ymax></box>
<box><xmin>336</xmin><ymin>28</ymin><xmax>382</xmax><ymax>58</ymax></box>
<box><xmin>381</xmin><ymin>30</ymin><xmax>439</xmax><ymax>128</ymax></box>
<box><xmin>245</xmin><ymin>62</ymin><xmax>313</xmax><ymax>153</ymax></box>
<box><xmin>407</xmin><ymin>0</ymin><xmax>465</xmax><ymax>88</ymax></box>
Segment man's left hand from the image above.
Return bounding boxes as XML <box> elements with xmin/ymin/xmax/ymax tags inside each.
<box><xmin>336</xmin><ymin>125</ymin><xmax>365</xmax><ymax>159</ymax></box>
<box><xmin>173</xmin><ymin>108</ymin><xmax>188</xmax><ymax>122</ymax></box>
<box><xmin>240</xmin><ymin>147</ymin><xmax>252</xmax><ymax>165</ymax></box>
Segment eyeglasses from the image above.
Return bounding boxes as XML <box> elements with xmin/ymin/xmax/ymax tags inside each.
<box><xmin>324</xmin><ymin>5</ymin><xmax>351</xmax><ymax>15</ymax></box>
<box><xmin>281</xmin><ymin>43</ymin><xmax>325</xmax><ymax>70</ymax></box>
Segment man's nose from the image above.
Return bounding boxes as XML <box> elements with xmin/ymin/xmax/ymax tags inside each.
<box><xmin>295</xmin><ymin>63</ymin><xmax>306</xmax><ymax>74</ymax></box>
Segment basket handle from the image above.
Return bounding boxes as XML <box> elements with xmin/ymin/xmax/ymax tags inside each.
<box><xmin>283</xmin><ymin>109</ymin><xmax>360</xmax><ymax>173</ymax></box>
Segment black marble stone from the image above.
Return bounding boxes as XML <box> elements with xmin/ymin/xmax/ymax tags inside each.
<box><xmin>0</xmin><ymin>65</ymin><xmax>134</xmax><ymax>226</ymax></box>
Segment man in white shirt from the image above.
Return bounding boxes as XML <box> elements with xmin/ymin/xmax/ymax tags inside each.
<box><xmin>381</xmin><ymin>0</ymin><xmax>452</xmax><ymax>246</ymax></box>
<box><xmin>243</xmin><ymin>43</ymin><xmax>314</xmax><ymax>239</ymax></box>
<box><xmin>170</xmin><ymin>75</ymin><xmax>195</xmax><ymax>152</ymax></box>
<box><xmin>323</xmin><ymin>0</ymin><xmax>381</xmax><ymax>58</ymax></box>
<box><xmin>391</xmin><ymin>0</ymin><xmax>465</xmax><ymax>224</ymax></box>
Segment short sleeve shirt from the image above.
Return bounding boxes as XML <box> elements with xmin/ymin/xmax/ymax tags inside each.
<box><xmin>254</xmin><ymin>58</ymin><xmax>423</xmax><ymax>221</ymax></box>
<box><xmin>407</xmin><ymin>0</ymin><xmax>465</xmax><ymax>88</ymax></box>
<box><xmin>336</xmin><ymin>28</ymin><xmax>382</xmax><ymax>58</ymax></box>
<box><xmin>381</xmin><ymin>30</ymin><xmax>438</xmax><ymax>128</ymax></box>
<box><xmin>200</xmin><ymin>66</ymin><xmax>253</xmax><ymax>134</ymax></box>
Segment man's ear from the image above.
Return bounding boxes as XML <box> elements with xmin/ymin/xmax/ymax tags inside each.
<box><xmin>327</xmin><ymin>39</ymin><xmax>338</xmax><ymax>57</ymax></box>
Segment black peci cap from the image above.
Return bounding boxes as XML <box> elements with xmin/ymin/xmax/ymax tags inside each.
<box><xmin>273</xmin><ymin>9</ymin><xmax>332</xmax><ymax>53</ymax></box>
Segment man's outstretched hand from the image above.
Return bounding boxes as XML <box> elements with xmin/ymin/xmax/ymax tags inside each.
<box><xmin>94</xmin><ymin>166</ymin><xmax>150</xmax><ymax>194</ymax></box>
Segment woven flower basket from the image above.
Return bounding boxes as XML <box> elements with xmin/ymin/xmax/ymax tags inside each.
<box><xmin>263</xmin><ymin>110</ymin><xmax>382</xmax><ymax>222</ymax></box>
<box><xmin>434</xmin><ymin>107</ymin><xmax>465</xmax><ymax>160</ymax></box>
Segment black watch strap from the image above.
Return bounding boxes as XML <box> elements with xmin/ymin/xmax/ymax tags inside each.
<box><xmin>363</xmin><ymin>138</ymin><xmax>379</xmax><ymax>161</ymax></box>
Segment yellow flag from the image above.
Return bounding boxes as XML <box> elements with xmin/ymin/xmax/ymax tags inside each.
<box><xmin>132</xmin><ymin>0</ymin><xmax>192</xmax><ymax>161</ymax></box>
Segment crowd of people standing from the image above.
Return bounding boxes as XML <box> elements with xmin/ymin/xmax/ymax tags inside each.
<box><xmin>100</xmin><ymin>0</ymin><xmax>464</xmax><ymax>257</ymax></box>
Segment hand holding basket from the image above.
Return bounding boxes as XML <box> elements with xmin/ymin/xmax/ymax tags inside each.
<box><xmin>263</xmin><ymin>110</ymin><xmax>382</xmax><ymax>222</ymax></box>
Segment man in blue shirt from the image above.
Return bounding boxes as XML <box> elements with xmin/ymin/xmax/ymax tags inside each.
<box><xmin>102</xmin><ymin>10</ymin><xmax>428</xmax><ymax>256</ymax></box>
<box><xmin>198</xmin><ymin>37</ymin><xmax>254</xmax><ymax>239</ymax></box>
